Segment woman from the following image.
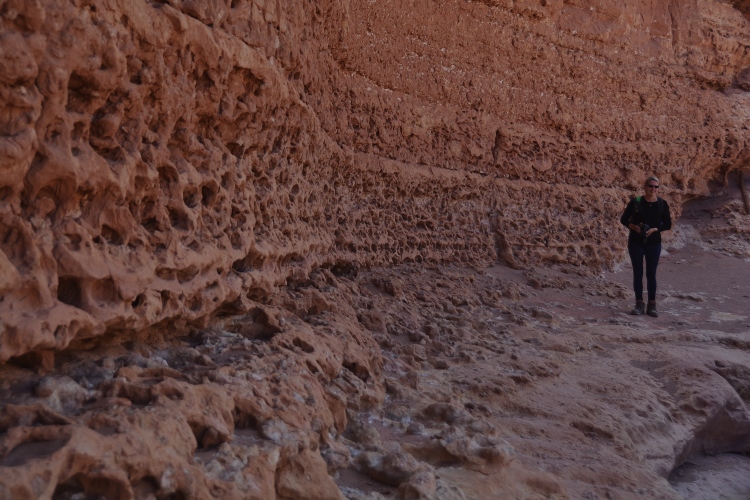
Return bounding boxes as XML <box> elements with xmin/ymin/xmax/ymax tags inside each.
<box><xmin>620</xmin><ymin>175</ymin><xmax>672</xmax><ymax>317</ymax></box>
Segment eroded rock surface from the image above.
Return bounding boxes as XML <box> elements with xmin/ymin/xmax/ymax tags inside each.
<box><xmin>1</xmin><ymin>195</ymin><xmax>749</xmax><ymax>498</ymax></box>
<box><xmin>2</xmin><ymin>1</ymin><xmax>750</xmax><ymax>499</ymax></box>
<box><xmin>1</xmin><ymin>0</ymin><xmax>750</xmax><ymax>359</ymax></box>
<box><xmin>0</xmin><ymin>267</ymin><xmax>385</xmax><ymax>498</ymax></box>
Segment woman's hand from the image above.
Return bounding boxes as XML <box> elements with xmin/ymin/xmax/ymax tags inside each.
<box><xmin>646</xmin><ymin>228</ymin><xmax>659</xmax><ymax>237</ymax></box>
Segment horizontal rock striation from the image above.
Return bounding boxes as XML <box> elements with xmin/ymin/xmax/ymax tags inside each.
<box><xmin>1</xmin><ymin>0</ymin><xmax>749</xmax><ymax>359</ymax></box>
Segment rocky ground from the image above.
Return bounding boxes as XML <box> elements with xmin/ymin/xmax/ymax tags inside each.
<box><xmin>335</xmin><ymin>187</ymin><xmax>750</xmax><ymax>500</ymax></box>
<box><xmin>3</xmin><ymin>2</ymin><xmax>750</xmax><ymax>498</ymax></box>
<box><xmin>1</xmin><ymin>185</ymin><xmax>749</xmax><ymax>499</ymax></box>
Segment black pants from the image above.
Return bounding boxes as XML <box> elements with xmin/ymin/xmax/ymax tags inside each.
<box><xmin>628</xmin><ymin>243</ymin><xmax>661</xmax><ymax>302</ymax></box>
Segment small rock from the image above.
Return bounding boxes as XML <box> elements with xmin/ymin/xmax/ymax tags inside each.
<box><xmin>406</xmin><ymin>422</ymin><xmax>426</xmax><ymax>435</ymax></box>
<box><xmin>397</xmin><ymin>470</ymin><xmax>437</xmax><ymax>500</ymax></box>
<box><xmin>400</xmin><ymin>344</ymin><xmax>428</xmax><ymax>362</ymax></box>
<box><xmin>321</xmin><ymin>445</ymin><xmax>351</xmax><ymax>471</ymax></box>
<box><xmin>34</xmin><ymin>376</ymin><xmax>92</xmax><ymax>412</ymax></box>
<box><xmin>408</xmin><ymin>331</ymin><xmax>427</xmax><ymax>343</ymax></box>
<box><xmin>100</xmin><ymin>357</ymin><xmax>117</xmax><ymax>371</ymax></box>
<box><xmin>196</xmin><ymin>354</ymin><xmax>215</xmax><ymax>366</ymax></box>
<box><xmin>422</xmin><ymin>403</ymin><xmax>471</xmax><ymax>425</ymax></box>
<box><xmin>261</xmin><ymin>419</ymin><xmax>290</xmax><ymax>444</ymax></box>
<box><xmin>440</xmin><ymin>434</ymin><xmax>514</xmax><ymax>466</ymax></box>
<box><xmin>345</xmin><ymin>419</ymin><xmax>382</xmax><ymax>448</ymax></box>
<box><xmin>356</xmin><ymin>451</ymin><xmax>431</xmax><ymax>487</ymax></box>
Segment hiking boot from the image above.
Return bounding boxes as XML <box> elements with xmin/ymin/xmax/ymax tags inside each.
<box><xmin>647</xmin><ymin>301</ymin><xmax>658</xmax><ymax>317</ymax></box>
<box><xmin>631</xmin><ymin>301</ymin><xmax>645</xmax><ymax>315</ymax></box>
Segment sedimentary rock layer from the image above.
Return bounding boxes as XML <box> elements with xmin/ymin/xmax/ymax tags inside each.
<box><xmin>1</xmin><ymin>0</ymin><xmax>749</xmax><ymax>359</ymax></box>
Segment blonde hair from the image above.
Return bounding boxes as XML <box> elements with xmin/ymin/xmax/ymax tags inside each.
<box><xmin>644</xmin><ymin>175</ymin><xmax>659</xmax><ymax>187</ymax></box>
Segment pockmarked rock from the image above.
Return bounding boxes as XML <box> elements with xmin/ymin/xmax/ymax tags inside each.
<box><xmin>1</xmin><ymin>0</ymin><xmax>749</xmax><ymax>361</ymax></box>
<box><xmin>2</xmin><ymin>1</ymin><xmax>750</xmax><ymax>499</ymax></box>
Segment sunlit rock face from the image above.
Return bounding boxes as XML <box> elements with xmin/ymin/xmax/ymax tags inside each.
<box><xmin>0</xmin><ymin>0</ymin><xmax>749</xmax><ymax>360</ymax></box>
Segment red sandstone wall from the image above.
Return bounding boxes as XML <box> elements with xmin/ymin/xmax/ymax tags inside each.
<box><xmin>1</xmin><ymin>0</ymin><xmax>749</xmax><ymax>361</ymax></box>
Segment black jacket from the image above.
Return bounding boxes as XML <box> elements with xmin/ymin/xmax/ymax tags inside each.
<box><xmin>620</xmin><ymin>196</ymin><xmax>672</xmax><ymax>246</ymax></box>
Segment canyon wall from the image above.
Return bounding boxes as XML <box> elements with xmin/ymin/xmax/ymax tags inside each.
<box><xmin>1</xmin><ymin>0</ymin><xmax>750</xmax><ymax>361</ymax></box>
